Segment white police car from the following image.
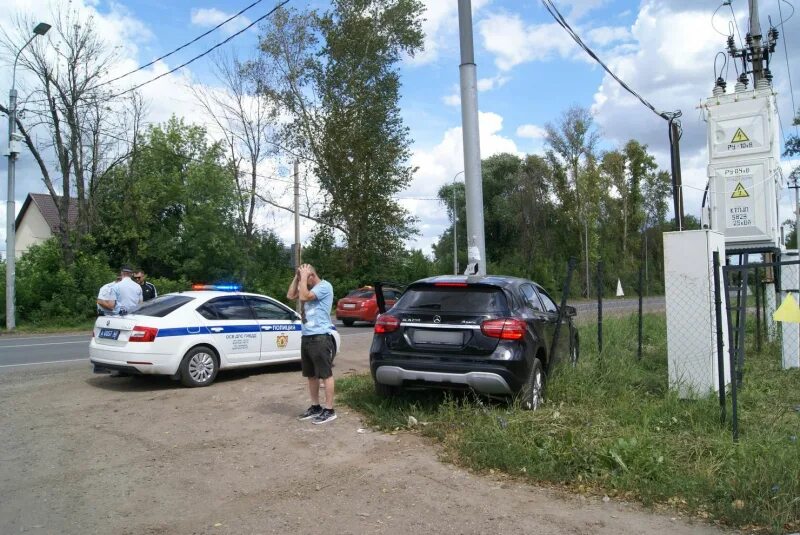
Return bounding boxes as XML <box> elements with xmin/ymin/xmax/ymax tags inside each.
<box><xmin>89</xmin><ymin>286</ymin><xmax>340</xmax><ymax>387</ymax></box>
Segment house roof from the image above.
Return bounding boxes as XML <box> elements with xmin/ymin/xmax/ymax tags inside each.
<box><xmin>15</xmin><ymin>193</ymin><xmax>79</xmax><ymax>233</ymax></box>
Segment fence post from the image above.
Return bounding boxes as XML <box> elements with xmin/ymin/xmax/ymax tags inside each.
<box><xmin>551</xmin><ymin>257</ymin><xmax>577</xmax><ymax>370</ymax></box>
<box><xmin>737</xmin><ymin>258</ymin><xmax>749</xmax><ymax>387</ymax></box>
<box><xmin>713</xmin><ymin>251</ymin><xmax>726</xmax><ymax>424</ymax></box>
<box><xmin>638</xmin><ymin>262</ymin><xmax>644</xmax><ymax>361</ymax></box>
<box><xmin>722</xmin><ymin>265</ymin><xmax>739</xmax><ymax>442</ymax></box>
<box><xmin>597</xmin><ymin>261</ymin><xmax>603</xmax><ymax>355</ymax></box>
<box><xmin>755</xmin><ymin>267</ymin><xmax>762</xmax><ymax>353</ymax></box>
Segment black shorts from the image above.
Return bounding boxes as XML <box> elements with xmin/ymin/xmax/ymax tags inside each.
<box><xmin>301</xmin><ymin>334</ymin><xmax>335</xmax><ymax>379</ymax></box>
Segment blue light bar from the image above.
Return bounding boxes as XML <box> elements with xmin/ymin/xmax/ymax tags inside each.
<box><xmin>191</xmin><ymin>283</ymin><xmax>242</xmax><ymax>292</ymax></box>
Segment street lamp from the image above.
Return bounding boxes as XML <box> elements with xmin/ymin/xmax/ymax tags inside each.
<box><xmin>452</xmin><ymin>170</ymin><xmax>464</xmax><ymax>275</ymax></box>
<box><xmin>6</xmin><ymin>21</ymin><xmax>50</xmax><ymax>331</ymax></box>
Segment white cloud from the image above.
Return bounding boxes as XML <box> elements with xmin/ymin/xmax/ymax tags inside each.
<box><xmin>190</xmin><ymin>8</ymin><xmax>251</xmax><ymax>35</ymax></box>
<box><xmin>478</xmin><ymin>13</ymin><xmax>578</xmax><ymax>71</ymax></box>
<box><xmin>404</xmin><ymin>111</ymin><xmax>520</xmax><ymax>253</ymax></box>
<box><xmin>442</xmin><ymin>75</ymin><xmax>509</xmax><ymax>107</ymax></box>
<box><xmin>560</xmin><ymin>0</ymin><xmax>608</xmax><ymax>19</ymax></box>
<box><xmin>586</xmin><ymin>25</ymin><xmax>632</xmax><ymax>47</ymax></box>
<box><xmin>408</xmin><ymin>0</ymin><xmax>491</xmax><ymax>66</ymax></box>
<box><xmin>442</xmin><ymin>91</ymin><xmax>460</xmax><ymax>107</ymax></box>
<box><xmin>516</xmin><ymin>124</ymin><xmax>547</xmax><ymax>139</ymax></box>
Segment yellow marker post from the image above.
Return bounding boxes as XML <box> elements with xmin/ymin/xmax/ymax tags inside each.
<box><xmin>773</xmin><ymin>293</ymin><xmax>800</xmax><ymax>323</ymax></box>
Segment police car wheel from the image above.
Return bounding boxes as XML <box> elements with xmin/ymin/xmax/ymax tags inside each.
<box><xmin>180</xmin><ymin>346</ymin><xmax>219</xmax><ymax>387</ymax></box>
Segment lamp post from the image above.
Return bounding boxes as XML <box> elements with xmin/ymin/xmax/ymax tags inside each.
<box><xmin>6</xmin><ymin>21</ymin><xmax>50</xmax><ymax>331</ymax></box>
<box><xmin>452</xmin><ymin>170</ymin><xmax>464</xmax><ymax>274</ymax></box>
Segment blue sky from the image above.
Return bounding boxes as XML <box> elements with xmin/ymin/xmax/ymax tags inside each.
<box><xmin>1</xmin><ymin>0</ymin><xmax>799</xmax><ymax>258</ymax></box>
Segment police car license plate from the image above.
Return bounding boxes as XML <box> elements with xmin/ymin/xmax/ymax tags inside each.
<box><xmin>99</xmin><ymin>329</ymin><xmax>120</xmax><ymax>340</ymax></box>
<box><xmin>343</xmin><ymin>304</ymin><xmax>356</xmax><ymax>309</ymax></box>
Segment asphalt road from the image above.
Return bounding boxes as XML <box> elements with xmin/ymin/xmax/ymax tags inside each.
<box><xmin>0</xmin><ymin>323</ymin><xmax>372</xmax><ymax>369</ymax></box>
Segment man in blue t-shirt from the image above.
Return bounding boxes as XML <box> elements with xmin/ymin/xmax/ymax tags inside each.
<box><xmin>287</xmin><ymin>263</ymin><xmax>337</xmax><ymax>425</ymax></box>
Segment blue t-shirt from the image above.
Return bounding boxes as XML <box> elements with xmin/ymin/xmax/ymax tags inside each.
<box><xmin>302</xmin><ymin>279</ymin><xmax>334</xmax><ymax>336</ymax></box>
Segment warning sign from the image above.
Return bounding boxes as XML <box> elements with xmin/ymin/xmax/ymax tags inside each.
<box><xmin>731</xmin><ymin>128</ymin><xmax>750</xmax><ymax>143</ymax></box>
<box><xmin>731</xmin><ymin>182</ymin><xmax>749</xmax><ymax>198</ymax></box>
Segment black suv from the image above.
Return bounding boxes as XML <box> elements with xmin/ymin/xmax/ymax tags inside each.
<box><xmin>369</xmin><ymin>275</ymin><xmax>578</xmax><ymax>409</ymax></box>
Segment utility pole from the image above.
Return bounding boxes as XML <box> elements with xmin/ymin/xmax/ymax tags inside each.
<box><xmin>6</xmin><ymin>22</ymin><xmax>51</xmax><ymax>332</ymax></box>
<box><xmin>453</xmin><ymin>182</ymin><xmax>458</xmax><ymax>275</ymax></box>
<box><xmin>457</xmin><ymin>0</ymin><xmax>487</xmax><ymax>276</ymax></box>
<box><xmin>293</xmin><ymin>159</ymin><xmax>302</xmax><ymax>314</ymax></box>
<box><xmin>790</xmin><ymin>176</ymin><xmax>800</xmax><ymax>249</ymax></box>
<box><xmin>749</xmin><ymin>0</ymin><xmax>765</xmax><ymax>84</ymax></box>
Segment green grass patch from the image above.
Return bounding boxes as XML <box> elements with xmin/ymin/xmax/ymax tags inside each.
<box><xmin>1</xmin><ymin>318</ymin><xmax>96</xmax><ymax>335</ymax></box>
<box><xmin>338</xmin><ymin>313</ymin><xmax>800</xmax><ymax>533</ymax></box>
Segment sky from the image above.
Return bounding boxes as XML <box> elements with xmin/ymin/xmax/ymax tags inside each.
<box><xmin>1</xmin><ymin>0</ymin><xmax>799</xmax><ymax>262</ymax></box>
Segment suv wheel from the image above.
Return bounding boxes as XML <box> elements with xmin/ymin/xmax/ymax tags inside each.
<box><xmin>374</xmin><ymin>380</ymin><xmax>398</xmax><ymax>398</ymax></box>
<box><xmin>519</xmin><ymin>357</ymin><xmax>545</xmax><ymax>410</ymax></box>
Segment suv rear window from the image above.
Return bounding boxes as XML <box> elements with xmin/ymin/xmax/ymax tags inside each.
<box><xmin>134</xmin><ymin>295</ymin><xmax>195</xmax><ymax>318</ymax></box>
<box><xmin>395</xmin><ymin>285</ymin><xmax>508</xmax><ymax>313</ymax></box>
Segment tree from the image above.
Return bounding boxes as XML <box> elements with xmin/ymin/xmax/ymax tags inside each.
<box><xmin>545</xmin><ymin>106</ymin><xmax>601</xmax><ymax>296</ymax></box>
<box><xmin>93</xmin><ymin>117</ymin><xmax>241</xmax><ymax>281</ymax></box>
<box><xmin>253</xmin><ymin>1</ymin><xmax>424</xmax><ymax>281</ymax></box>
<box><xmin>191</xmin><ymin>50</ymin><xmax>280</xmax><ymax>243</ymax></box>
<box><xmin>0</xmin><ymin>7</ymin><xmax>138</xmax><ymax>263</ymax></box>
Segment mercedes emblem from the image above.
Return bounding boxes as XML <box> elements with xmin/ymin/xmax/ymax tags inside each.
<box><xmin>433</xmin><ymin>315</ymin><xmax>442</xmax><ymax>324</ymax></box>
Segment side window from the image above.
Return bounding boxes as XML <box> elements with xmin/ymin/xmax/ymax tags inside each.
<box><xmin>197</xmin><ymin>296</ymin><xmax>254</xmax><ymax>320</ymax></box>
<box><xmin>248</xmin><ymin>297</ymin><xmax>294</xmax><ymax>320</ymax></box>
<box><xmin>535</xmin><ymin>285</ymin><xmax>559</xmax><ymax>313</ymax></box>
<box><xmin>520</xmin><ymin>285</ymin><xmax>544</xmax><ymax>312</ymax></box>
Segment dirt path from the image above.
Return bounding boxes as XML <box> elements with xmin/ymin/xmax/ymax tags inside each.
<box><xmin>0</xmin><ymin>333</ymin><xmax>729</xmax><ymax>534</ymax></box>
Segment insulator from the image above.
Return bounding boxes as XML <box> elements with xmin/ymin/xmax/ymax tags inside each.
<box><xmin>727</xmin><ymin>35</ymin><xmax>735</xmax><ymax>51</ymax></box>
<box><xmin>716</xmin><ymin>76</ymin><xmax>727</xmax><ymax>92</ymax></box>
<box><xmin>745</xmin><ymin>32</ymin><xmax>753</xmax><ymax>46</ymax></box>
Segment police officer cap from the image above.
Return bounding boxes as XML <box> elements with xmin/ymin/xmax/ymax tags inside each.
<box><xmin>120</xmin><ymin>264</ymin><xmax>134</xmax><ymax>274</ymax></box>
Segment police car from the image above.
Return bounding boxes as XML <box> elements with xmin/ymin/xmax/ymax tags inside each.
<box><xmin>89</xmin><ymin>286</ymin><xmax>340</xmax><ymax>387</ymax></box>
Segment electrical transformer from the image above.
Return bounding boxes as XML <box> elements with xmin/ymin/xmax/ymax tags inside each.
<box><xmin>703</xmin><ymin>84</ymin><xmax>782</xmax><ymax>249</ymax></box>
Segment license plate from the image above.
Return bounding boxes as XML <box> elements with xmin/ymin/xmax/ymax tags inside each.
<box><xmin>342</xmin><ymin>304</ymin><xmax>356</xmax><ymax>309</ymax></box>
<box><xmin>413</xmin><ymin>329</ymin><xmax>462</xmax><ymax>345</ymax></box>
<box><xmin>99</xmin><ymin>329</ymin><xmax>120</xmax><ymax>340</ymax></box>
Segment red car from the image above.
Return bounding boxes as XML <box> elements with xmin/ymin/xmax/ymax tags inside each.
<box><xmin>336</xmin><ymin>287</ymin><xmax>401</xmax><ymax>326</ymax></box>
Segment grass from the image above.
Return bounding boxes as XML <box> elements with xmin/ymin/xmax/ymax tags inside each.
<box><xmin>337</xmin><ymin>313</ymin><xmax>800</xmax><ymax>533</ymax></box>
<box><xmin>0</xmin><ymin>318</ymin><xmax>96</xmax><ymax>335</ymax></box>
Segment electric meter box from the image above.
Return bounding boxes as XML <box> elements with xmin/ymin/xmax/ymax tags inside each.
<box><xmin>704</xmin><ymin>88</ymin><xmax>782</xmax><ymax>249</ymax></box>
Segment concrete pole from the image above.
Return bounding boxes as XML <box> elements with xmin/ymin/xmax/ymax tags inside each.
<box><xmin>458</xmin><ymin>0</ymin><xmax>487</xmax><ymax>276</ymax></box>
<box><xmin>6</xmin><ymin>87</ymin><xmax>18</xmax><ymax>331</ymax></box>
<box><xmin>294</xmin><ymin>159</ymin><xmax>301</xmax><ymax>314</ymax></box>
<box><xmin>452</xmin><ymin>181</ymin><xmax>458</xmax><ymax>275</ymax></box>
<box><xmin>748</xmin><ymin>0</ymin><xmax>764</xmax><ymax>83</ymax></box>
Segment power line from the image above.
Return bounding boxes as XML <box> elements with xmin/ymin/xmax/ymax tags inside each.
<box><xmin>97</xmin><ymin>0</ymin><xmax>269</xmax><ymax>89</ymax></box>
<box><xmin>109</xmin><ymin>0</ymin><xmax>291</xmax><ymax>99</ymax></box>
<box><xmin>778</xmin><ymin>0</ymin><xmax>798</xmax><ymax>137</ymax></box>
<box><xmin>540</xmin><ymin>0</ymin><xmax>680</xmax><ymax>122</ymax></box>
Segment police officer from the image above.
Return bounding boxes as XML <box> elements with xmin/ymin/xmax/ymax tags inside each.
<box><xmin>134</xmin><ymin>269</ymin><xmax>157</xmax><ymax>302</ymax></box>
<box><xmin>96</xmin><ymin>275</ymin><xmax>121</xmax><ymax>316</ymax></box>
<box><xmin>111</xmin><ymin>265</ymin><xmax>143</xmax><ymax>315</ymax></box>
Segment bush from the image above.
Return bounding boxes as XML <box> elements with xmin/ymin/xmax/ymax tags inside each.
<box><xmin>13</xmin><ymin>239</ymin><xmax>114</xmax><ymax>325</ymax></box>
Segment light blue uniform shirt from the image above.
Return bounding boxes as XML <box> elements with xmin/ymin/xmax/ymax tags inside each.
<box><xmin>112</xmin><ymin>277</ymin><xmax>143</xmax><ymax>315</ymax></box>
<box><xmin>302</xmin><ymin>279</ymin><xmax>334</xmax><ymax>336</ymax></box>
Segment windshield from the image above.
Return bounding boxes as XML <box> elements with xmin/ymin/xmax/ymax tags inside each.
<box><xmin>346</xmin><ymin>289</ymin><xmax>375</xmax><ymax>299</ymax></box>
<box><xmin>134</xmin><ymin>295</ymin><xmax>195</xmax><ymax>317</ymax></box>
<box><xmin>395</xmin><ymin>286</ymin><xmax>508</xmax><ymax>313</ymax></box>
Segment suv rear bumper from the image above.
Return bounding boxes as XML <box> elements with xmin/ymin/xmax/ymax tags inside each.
<box><xmin>375</xmin><ymin>365</ymin><xmax>512</xmax><ymax>394</ymax></box>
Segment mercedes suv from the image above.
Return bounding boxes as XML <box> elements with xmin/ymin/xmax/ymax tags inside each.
<box><xmin>369</xmin><ymin>275</ymin><xmax>578</xmax><ymax>409</ymax></box>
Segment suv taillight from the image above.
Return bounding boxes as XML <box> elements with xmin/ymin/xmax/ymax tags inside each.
<box><xmin>374</xmin><ymin>314</ymin><xmax>400</xmax><ymax>334</ymax></box>
<box><xmin>130</xmin><ymin>326</ymin><xmax>158</xmax><ymax>342</ymax></box>
<box><xmin>481</xmin><ymin>318</ymin><xmax>526</xmax><ymax>340</ymax></box>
